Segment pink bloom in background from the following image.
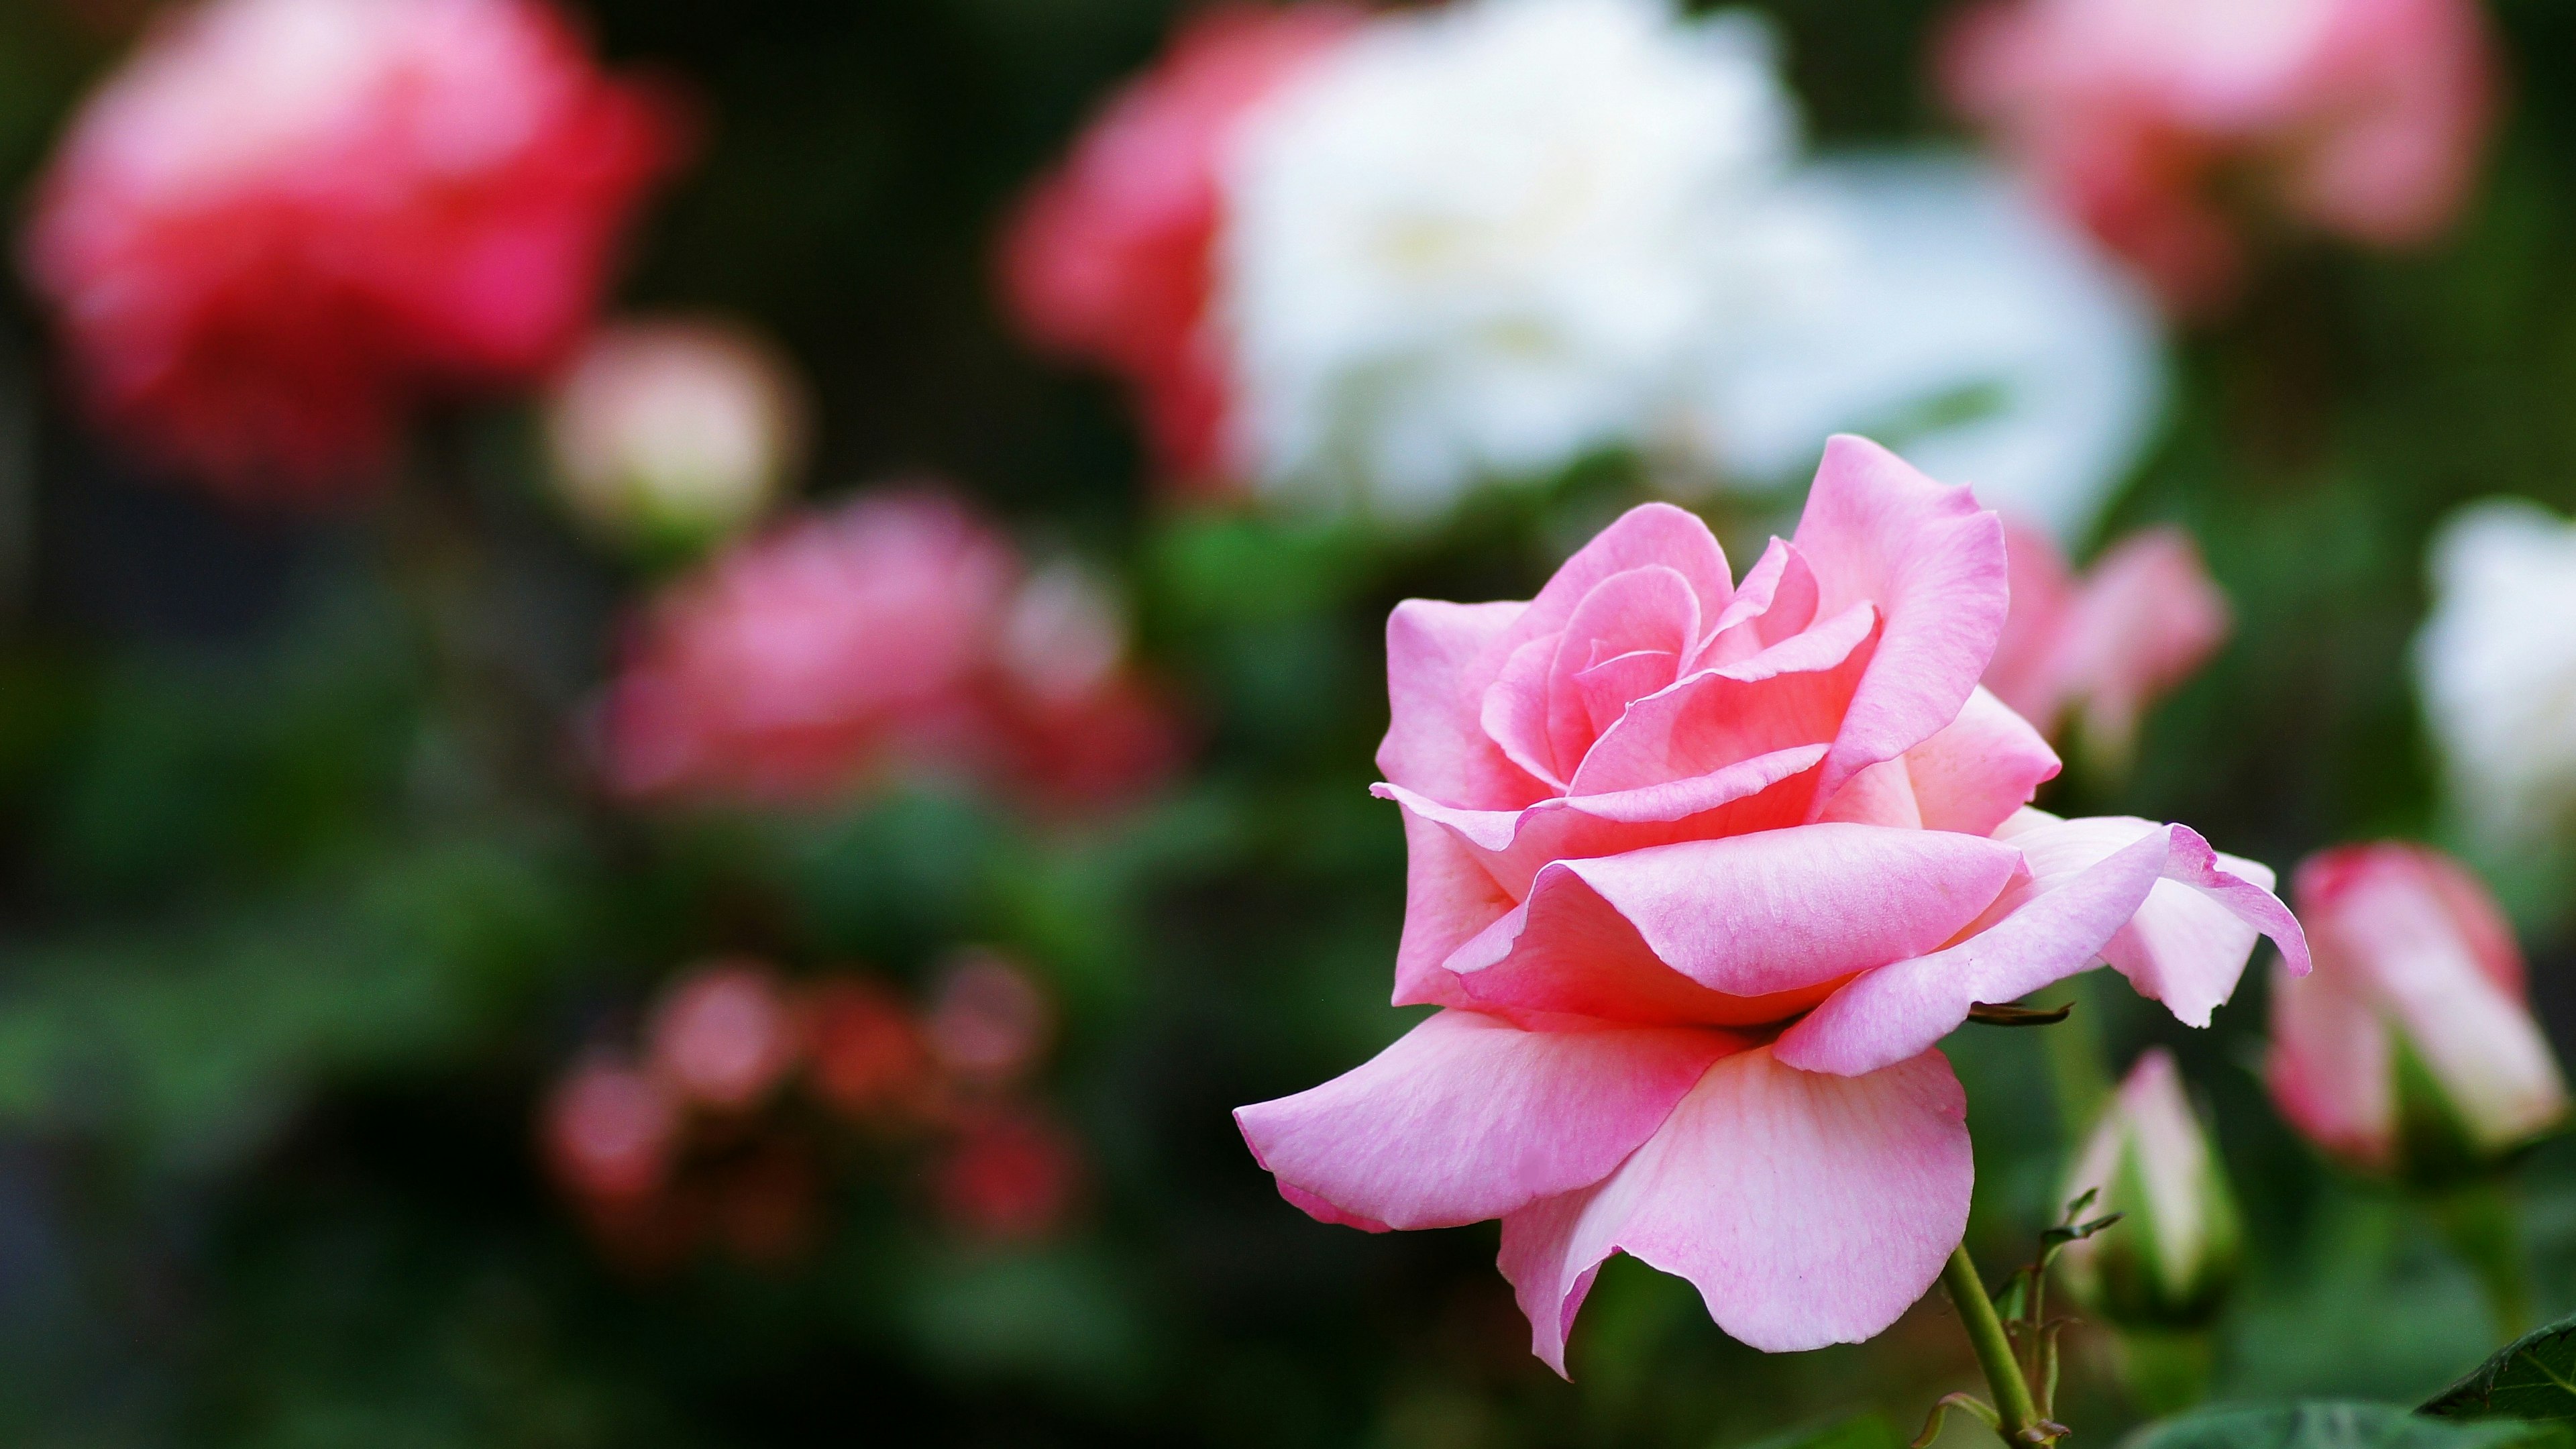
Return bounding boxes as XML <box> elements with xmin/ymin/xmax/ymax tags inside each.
<box><xmin>998</xmin><ymin>3</ymin><xmax>1360</xmax><ymax>488</ymax></box>
<box><xmin>647</xmin><ymin>958</ymin><xmax>804</xmax><ymax>1111</ymax></box>
<box><xmin>926</xmin><ymin>950</ymin><xmax>1055</xmax><ymax>1089</ymax></box>
<box><xmin>23</xmin><ymin>0</ymin><xmax>684</xmax><ymax>501</ymax></box>
<box><xmin>2269</xmin><ymin>843</ymin><xmax>2570</xmax><ymax>1179</ymax></box>
<box><xmin>1984</xmin><ymin>521</ymin><xmax>2231</xmax><ymax>762</ymax></box>
<box><xmin>602</xmin><ymin>488</ymin><xmax>1182</xmax><ymax>812</ymax></box>
<box><xmin>543</xmin><ymin>1054</ymin><xmax>682</xmax><ymax>1203</ymax></box>
<box><xmin>936</xmin><ymin>1108</ymin><xmax>1085</xmax><ymax>1242</ymax></box>
<box><xmin>805</xmin><ymin>979</ymin><xmax>933</xmax><ymax>1124</ymax></box>
<box><xmin>1236</xmin><ymin>436</ymin><xmax>2305</xmax><ymax>1372</ymax></box>
<box><xmin>1942</xmin><ymin>0</ymin><xmax>2495</xmax><ymax>313</ymax></box>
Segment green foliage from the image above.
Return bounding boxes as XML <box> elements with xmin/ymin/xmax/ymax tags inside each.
<box><xmin>2424</xmin><ymin>1314</ymin><xmax>2576</xmax><ymax>1423</ymax></box>
<box><xmin>2128</xmin><ymin>1404</ymin><xmax>2572</xmax><ymax>1449</ymax></box>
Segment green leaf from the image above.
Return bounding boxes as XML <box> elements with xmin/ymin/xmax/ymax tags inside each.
<box><xmin>2424</xmin><ymin>1314</ymin><xmax>2576</xmax><ymax>1422</ymax></box>
<box><xmin>2128</xmin><ymin>1402</ymin><xmax>2571</xmax><ymax>1449</ymax></box>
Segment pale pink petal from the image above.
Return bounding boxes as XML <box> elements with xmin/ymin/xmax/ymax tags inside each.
<box><xmin>1815</xmin><ymin>757</ymin><xmax>1925</xmax><ymax>828</ymax></box>
<box><xmin>1543</xmin><ymin>566</ymin><xmax>1701</xmax><ymax>775</ymax></box>
<box><xmin>1236</xmin><ymin>1010</ymin><xmax>1741</xmax><ymax>1232</ymax></box>
<box><xmin>1498</xmin><ymin>1046</ymin><xmax>1970</xmax><ymax>1373</ymax></box>
<box><xmin>2264</xmin><ymin>952</ymin><xmax>2392</xmax><ymax>1169</ymax></box>
<box><xmin>1703</xmin><ymin>537</ymin><xmax>1820</xmax><ymax>665</ymax></box>
<box><xmin>1984</xmin><ymin>519</ymin><xmax>2078</xmax><ymax>729</ymax></box>
<box><xmin>1379</xmin><ymin>598</ymin><xmax>1544</xmax><ymax>808</ymax></box>
<box><xmin>1902</xmin><ymin>686</ymin><xmax>2061</xmax><ymax>836</ymax></box>
<box><xmin>1445</xmin><ymin>824</ymin><xmax>2023</xmax><ymax>1020</ymax></box>
<box><xmin>1389</xmin><ymin>806</ymin><xmax>1514</xmax><ymax>1009</ymax></box>
<box><xmin>1790</xmin><ymin>436</ymin><xmax>2012</xmax><ymax>808</ymax></box>
<box><xmin>2059</xmin><ymin>528</ymin><xmax>2231</xmax><ymax>759</ymax></box>
<box><xmin>1481</xmin><ymin>635</ymin><xmax>1570</xmax><ymax>793</ymax></box>
<box><xmin>1575</xmin><ymin>649</ymin><xmax>1684</xmax><ymax>739</ymax></box>
<box><xmin>1775</xmin><ymin>820</ymin><xmax>2304</xmax><ymax>1075</ymax></box>
<box><xmin>1497</xmin><ymin>504</ymin><xmax>1732</xmax><ymax>661</ymax></box>
<box><xmin>1569</xmin><ymin>603</ymin><xmax>1878</xmax><ymax>797</ymax></box>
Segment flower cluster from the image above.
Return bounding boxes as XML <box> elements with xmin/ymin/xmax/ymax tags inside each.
<box><xmin>1236</xmin><ymin>439</ymin><xmax>2305</xmax><ymax>1371</ymax></box>
<box><xmin>23</xmin><ymin>0</ymin><xmax>684</xmax><ymax>500</ymax></box>
<box><xmin>600</xmin><ymin>488</ymin><xmax>1182</xmax><ymax>812</ymax></box>
<box><xmin>542</xmin><ymin>952</ymin><xmax>1084</xmax><ymax>1267</ymax></box>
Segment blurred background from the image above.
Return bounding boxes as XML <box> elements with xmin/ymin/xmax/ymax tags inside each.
<box><xmin>0</xmin><ymin>0</ymin><xmax>2573</xmax><ymax>1444</ymax></box>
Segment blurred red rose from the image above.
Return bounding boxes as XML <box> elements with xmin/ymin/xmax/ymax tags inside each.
<box><xmin>541</xmin><ymin>1053</ymin><xmax>682</xmax><ymax>1203</ymax></box>
<box><xmin>601</xmin><ymin>487</ymin><xmax>1181</xmax><ymax>812</ymax></box>
<box><xmin>934</xmin><ymin>1108</ymin><xmax>1083</xmax><ymax>1242</ymax></box>
<box><xmin>24</xmin><ymin>0</ymin><xmax>685</xmax><ymax>501</ymax></box>
<box><xmin>647</xmin><ymin>957</ymin><xmax>804</xmax><ymax>1112</ymax></box>
<box><xmin>925</xmin><ymin>950</ymin><xmax>1053</xmax><ymax>1090</ymax></box>
<box><xmin>1942</xmin><ymin>0</ymin><xmax>2493</xmax><ymax>313</ymax></box>
<box><xmin>998</xmin><ymin>3</ymin><xmax>1360</xmax><ymax>489</ymax></box>
<box><xmin>805</xmin><ymin>977</ymin><xmax>935</xmax><ymax>1124</ymax></box>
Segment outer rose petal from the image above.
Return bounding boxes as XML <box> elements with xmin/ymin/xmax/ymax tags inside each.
<box><xmin>1389</xmin><ymin>806</ymin><xmax>1514</xmax><ymax>1009</ymax></box>
<box><xmin>1447</xmin><ymin>824</ymin><xmax>2023</xmax><ymax>1020</ymax></box>
<box><xmin>1236</xmin><ymin>1010</ymin><xmax>1741</xmax><ymax>1231</ymax></box>
<box><xmin>1379</xmin><ymin>598</ymin><xmax>1542</xmax><ymax>809</ymax></box>
<box><xmin>1901</xmin><ymin>686</ymin><xmax>2061</xmax><ymax>835</ymax></box>
<box><xmin>1791</xmin><ymin>437</ymin><xmax>2012</xmax><ymax>808</ymax></box>
<box><xmin>2263</xmin><ymin>951</ymin><xmax>2393</xmax><ymax>1168</ymax></box>
<box><xmin>1498</xmin><ymin>1046</ymin><xmax>1970</xmax><ymax>1373</ymax></box>
<box><xmin>1775</xmin><ymin>818</ymin><xmax>2305</xmax><ymax>1076</ymax></box>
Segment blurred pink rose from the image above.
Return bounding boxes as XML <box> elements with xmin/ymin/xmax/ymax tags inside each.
<box><xmin>543</xmin><ymin>1053</ymin><xmax>682</xmax><ymax>1202</ymax></box>
<box><xmin>1985</xmin><ymin>521</ymin><xmax>2230</xmax><ymax>763</ymax></box>
<box><xmin>2270</xmin><ymin>843</ymin><xmax>2570</xmax><ymax>1179</ymax></box>
<box><xmin>602</xmin><ymin>488</ymin><xmax>1181</xmax><ymax>811</ymax></box>
<box><xmin>998</xmin><ymin>3</ymin><xmax>1361</xmax><ymax>488</ymax></box>
<box><xmin>1236</xmin><ymin>435</ymin><xmax>2304</xmax><ymax>1372</ymax></box>
<box><xmin>926</xmin><ymin>950</ymin><xmax>1054</xmax><ymax>1089</ymax></box>
<box><xmin>1942</xmin><ymin>0</ymin><xmax>2494</xmax><ymax>313</ymax></box>
<box><xmin>546</xmin><ymin>315</ymin><xmax>808</xmax><ymax>547</ymax></box>
<box><xmin>647</xmin><ymin>958</ymin><xmax>804</xmax><ymax>1111</ymax></box>
<box><xmin>24</xmin><ymin>0</ymin><xmax>684</xmax><ymax>500</ymax></box>
<box><xmin>936</xmin><ymin>1108</ymin><xmax>1084</xmax><ymax>1242</ymax></box>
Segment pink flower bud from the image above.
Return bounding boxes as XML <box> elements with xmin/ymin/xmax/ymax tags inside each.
<box><xmin>804</xmin><ymin>978</ymin><xmax>932</xmax><ymax>1124</ymax></box>
<box><xmin>2057</xmin><ymin>1049</ymin><xmax>2242</xmax><ymax>1327</ymax></box>
<box><xmin>996</xmin><ymin>4</ymin><xmax>1362</xmax><ymax>488</ymax></box>
<box><xmin>935</xmin><ymin>1109</ymin><xmax>1083</xmax><ymax>1242</ymax></box>
<box><xmin>541</xmin><ymin>1055</ymin><xmax>681</xmax><ymax>1203</ymax></box>
<box><xmin>926</xmin><ymin>951</ymin><xmax>1053</xmax><ymax>1089</ymax></box>
<box><xmin>1986</xmin><ymin>520</ymin><xmax>2229</xmax><ymax>764</ymax></box>
<box><xmin>23</xmin><ymin>0</ymin><xmax>684</xmax><ymax>500</ymax></box>
<box><xmin>647</xmin><ymin>959</ymin><xmax>802</xmax><ymax>1112</ymax></box>
<box><xmin>2271</xmin><ymin>844</ymin><xmax>2571</xmax><ymax>1181</ymax></box>
<box><xmin>545</xmin><ymin>316</ymin><xmax>807</xmax><ymax>549</ymax></box>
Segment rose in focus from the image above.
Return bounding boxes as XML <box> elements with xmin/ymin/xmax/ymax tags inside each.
<box><xmin>2269</xmin><ymin>843</ymin><xmax>2570</xmax><ymax>1182</ymax></box>
<box><xmin>23</xmin><ymin>0</ymin><xmax>683</xmax><ymax>499</ymax></box>
<box><xmin>1942</xmin><ymin>0</ymin><xmax>2495</xmax><ymax>313</ymax></box>
<box><xmin>1237</xmin><ymin>437</ymin><xmax>2304</xmax><ymax>1371</ymax></box>
<box><xmin>601</xmin><ymin>488</ymin><xmax>1182</xmax><ymax>812</ymax></box>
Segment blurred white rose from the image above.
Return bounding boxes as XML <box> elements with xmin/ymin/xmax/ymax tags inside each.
<box><xmin>1699</xmin><ymin>153</ymin><xmax>2165</xmax><ymax>541</ymax></box>
<box><xmin>1218</xmin><ymin>0</ymin><xmax>1836</xmax><ymax>520</ymax></box>
<box><xmin>2416</xmin><ymin>499</ymin><xmax>2576</xmax><ymax>845</ymax></box>
<box><xmin>547</xmin><ymin>317</ymin><xmax>808</xmax><ymax>550</ymax></box>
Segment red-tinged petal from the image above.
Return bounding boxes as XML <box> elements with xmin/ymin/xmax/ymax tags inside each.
<box><xmin>1444</xmin><ymin>824</ymin><xmax>2023</xmax><ymax>1020</ymax></box>
<box><xmin>1790</xmin><ymin>436</ymin><xmax>2011</xmax><ymax>809</ymax></box>
<box><xmin>1378</xmin><ymin>596</ymin><xmax>1544</xmax><ymax>808</ymax></box>
<box><xmin>2264</xmin><ymin>951</ymin><xmax>2393</xmax><ymax>1169</ymax></box>
<box><xmin>1901</xmin><ymin>686</ymin><xmax>2061</xmax><ymax>835</ymax></box>
<box><xmin>1498</xmin><ymin>1046</ymin><xmax>1970</xmax><ymax>1374</ymax></box>
<box><xmin>1236</xmin><ymin>1010</ymin><xmax>1741</xmax><ymax>1232</ymax></box>
<box><xmin>1776</xmin><ymin>818</ymin><xmax>2303</xmax><ymax>1076</ymax></box>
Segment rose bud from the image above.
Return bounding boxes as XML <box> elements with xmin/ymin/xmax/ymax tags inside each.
<box><xmin>1942</xmin><ymin>0</ymin><xmax>2495</xmax><ymax>314</ymax></box>
<box><xmin>2415</xmin><ymin>500</ymin><xmax>2576</xmax><ymax>848</ymax></box>
<box><xmin>1984</xmin><ymin>521</ymin><xmax>2230</xmax><ymax>765</ymax></box>
<box><xmin>647</xmin><ymin>958</ymin><xmax>804</xmax><ymax>1112</ymax></box>
<box><xmin>545</xmin><ymin>316</ymin><xmax>808</xmax><ymax>553</ymax></box>
<box><xmin>2057</xmin><ymin>1049</ymin><xmax>2243</xmax><ymax>1328</ymax></box>
<box><xmin>926</xmin><ymin>951</ymin><xmax>1054</xmax><ymax>1090</ymax></box>
<box><xmin>2270</xmin><ymin>843</ymin><xmax>2572</xmax><ymax>1182</ymax></box>
<box><xmin>935</xmin><ymin>1108</ymin><xmax>1083</xmax><ymax>1243</ymax></box>
<box><xmin>804</xmin><ymin>978</ymin><xmax>934</xmax><ymax>1125</ymax></box>
<box><xmin>541</xmin><ymin>1053</ymin><xmax>682</xmax><ymax>1203</ymax></box>
<box><xmin>998</xmin><ymin>3</ymin><xmax>1363</xmax><ymax>489</ymax></box>
<box><xmin>23</xmin><ymin>0</ymin><xmax>683</xmax><ymax>500</ymax></box>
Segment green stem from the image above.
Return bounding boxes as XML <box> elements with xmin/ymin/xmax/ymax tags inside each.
<box><xmin>2436</xmin><ymin>1180</ymin><xmax>2532</xmax><ymax>1342</ymax></box>
<box><xmin>1944</xmin><ymin>1244</ymin><xmax>2045</xmax><ymax>1444</ymax></box>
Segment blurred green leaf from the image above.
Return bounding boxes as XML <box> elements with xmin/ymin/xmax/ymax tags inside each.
<box><xmin>2424</xmin><ymin>1316</ymin><xmax>2576</xmax><ymax>1423</ymax></box>
<box><xmin>2127</xmin><ymin>1403</ymin><xmax>2570</xmax><ymax>1449</ymax></box>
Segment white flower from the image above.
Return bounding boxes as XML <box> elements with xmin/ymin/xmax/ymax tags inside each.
<box><xmin>1217</xmin><ymin>0</ymin><xmax>1833</xmax><ymax>520</ymax></box>
<box><xmin>545</xmin><ymin>317</ymin><xmax>807</xmax><ymax>549</ymax></box>
<box><xmin>2416</xmin><ymin>499</ymin><xmax>2576</xmax><ymax>845</ymax></box>
<box><xmin>1698</xmin><ymin>153</ymin><xmax>2166</xmax><ymax>541</ymax></box>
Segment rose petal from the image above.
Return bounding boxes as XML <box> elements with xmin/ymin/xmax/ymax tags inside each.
<box><xmin>1379</xmin><ymin>597</ymin><xmax>1545</xmax><ymax>809</ymax></box>
<box><xmin>1543</xmin><ymin>566</ymin><xmax>1701</xmax><ymax>776</ymax></box>
<box><xmin>1236</xmin><ymin>1010</ymin><xmax>1741</xmax><ymax>1232</ymax></box>
<box><xmin>1900</xmin><ymin>686</ymin><xmax>2061</xmax><ymax>836</ymax></box>
<box><xmin>1497</xmin><ymin>1046</ymin><xmax>1970</xmax><ymax>1373</ymax></box>
<box><xmin>1495</xmin><ymin>503</ymin><xmax>1733</xmax><ymax>663</ymax></box>
<box><xmin>1569</xmin><ymin>602</ymin><xmax>1878</xmax><ymax>797</ymax></box>
<box><xmin>1703</xmin><ymin>536</ymin><xmax>1820</xmax><ymax>665</ymax></box>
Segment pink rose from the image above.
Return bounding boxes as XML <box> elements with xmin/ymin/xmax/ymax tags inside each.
<box><xmin>996</xmin><ymin>3</ymin><xmax>1361</xmax><ymax>489</ymax></box>
<box><xmin>1236</xmin><ymin>436</ymin><xmax>2306</xmax><ymax>1371</ymax></box>
<box><xmin>1941</xmin><ymin>0</ymin><xmax>2494</xmax><ymax>313</ymax></box>
<box><xmin>2269</xmin><ymin>843</ymin><xmax>2570</xmax><ymax>1179</ymax></box>
<box><xmin>602</xmin><ymin>488</ymin><xmax>1183</xmax><ymax>812</ymax></box>
<box><xmin>1984</xmin><ymin>520</ymin><xmax>2230</xmax><ymax>762</ymax></box>
<box><xmin>23</xmin><ymin>0</ymin><xmax>684</xmax><ymax>500</ymax></box>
